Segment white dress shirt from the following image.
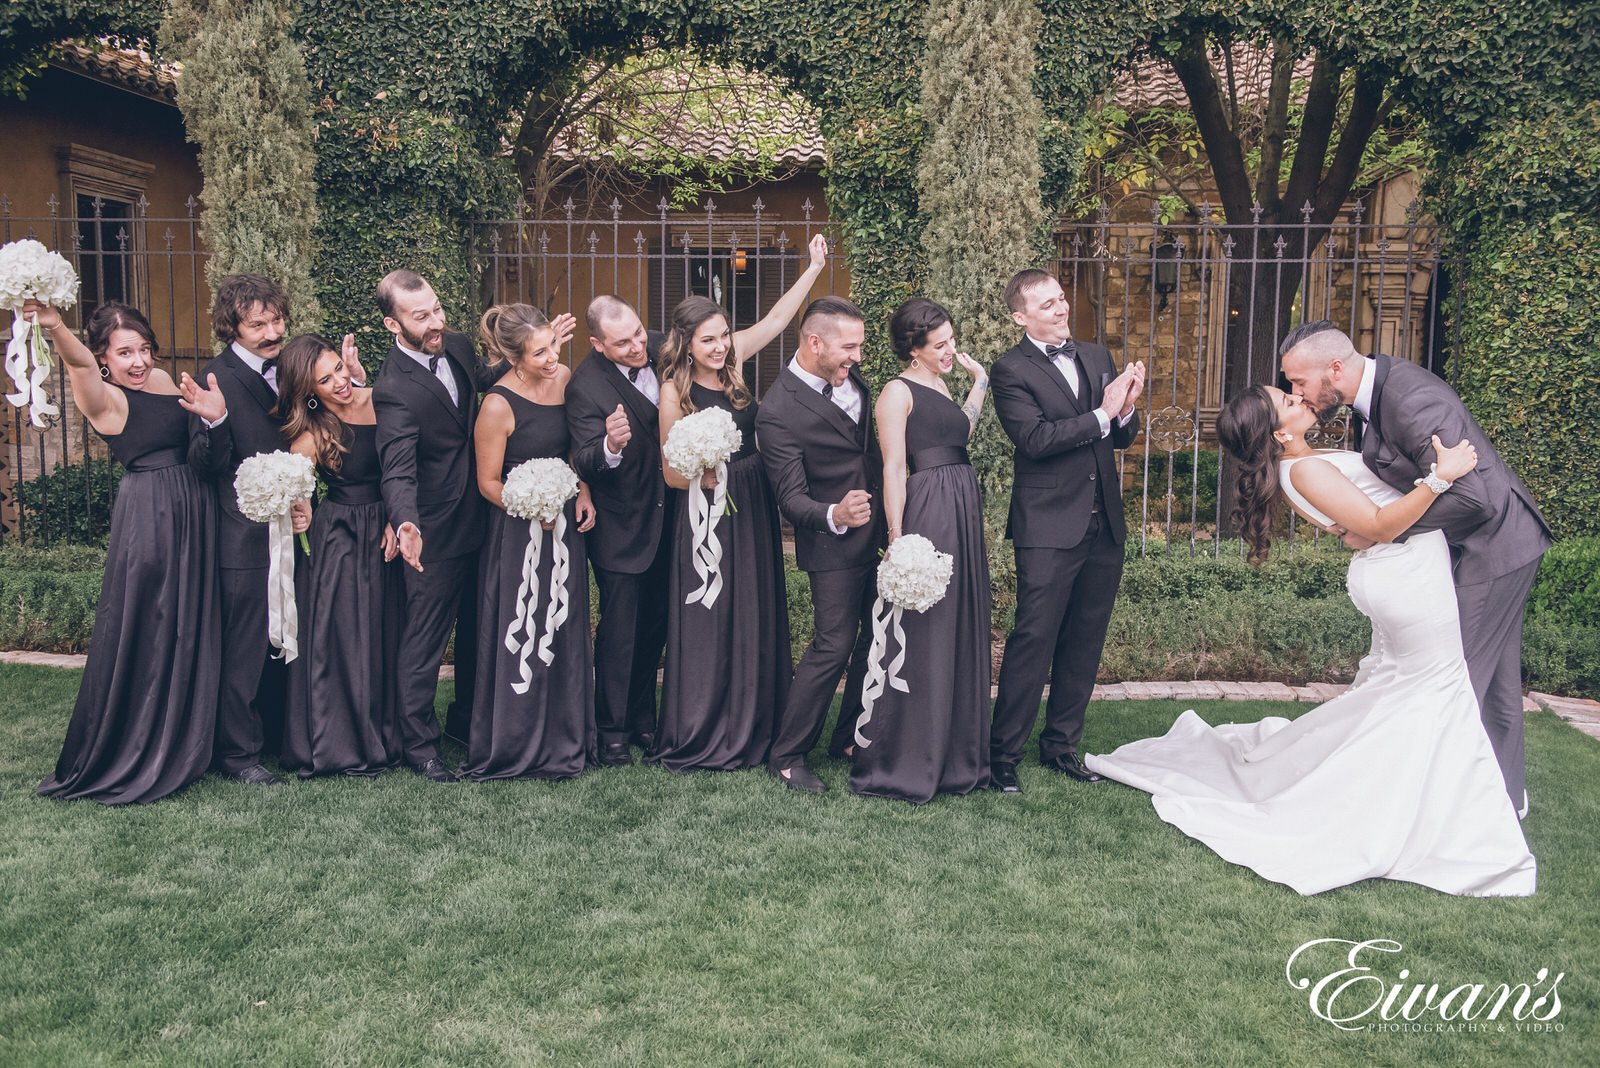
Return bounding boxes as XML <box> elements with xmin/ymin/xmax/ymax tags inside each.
<box><xmin>397</xmin><ymin>340</ymin><xmax>458</xmax><ymax>406</ymax></box>
<box><xmin>1351</xmin><ymin>355</ymin><xmax>1379</xmax><ymax>421</ymax></box>
<box><xmin>602</xmin><ymin>360</ymin><xmax>660</xmax><ymax>468</ymax></box>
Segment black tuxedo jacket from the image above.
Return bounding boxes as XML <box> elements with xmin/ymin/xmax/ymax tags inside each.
<box><xmin>566</xmin><ymin>331</ymin><xmax>674</xmax><ymax>574</ymax></box>
<box><xmin>187</xmin><ymin>346</ymin><xmax>288</xmax><ymax>568</ymax></box>
<box><xmin>1362</xmin><ymin>353</ymin><xmax>1550</xmax><ymax>584</ymax></box>
<box><xmin>992</xmin><ymin>337</ymin><xmax>1139</xmax><ymax>550</ymax></box>
<box><xmin>373</xmin><ymin>330</ymin><xmax>505</xmax><ymax>563</ymax></box>
<box><xmin>756</xmin><ymin>365</ymin><xmax>885</xmax><ymax>572</ymax></box>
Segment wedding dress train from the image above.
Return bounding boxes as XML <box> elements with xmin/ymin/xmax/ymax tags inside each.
<box><xmin>1086</xmin><ymin>451</ymin><xmax>1535</xmax><ymax>896</ymax></box>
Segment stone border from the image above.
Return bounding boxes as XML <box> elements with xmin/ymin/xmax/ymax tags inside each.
<box><xmin>3</xmin><ymin>650</ymin><xmax>1591</xmax><ymax>739</ymax></box>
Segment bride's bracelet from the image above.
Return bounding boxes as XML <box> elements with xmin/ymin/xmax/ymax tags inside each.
<box><xmin>1415</xmin><ymin>463</ymin><xmax>1453</xmax><ymax>495</ymax></box>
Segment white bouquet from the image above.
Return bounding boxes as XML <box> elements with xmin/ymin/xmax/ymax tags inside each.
<box><xmin>499</xmin><ymin>457</ymin><xmax>581</xmax><ymax>687</ymax></box>
<box><xmin>854</xmin><ymin>534</ymin><xmax>955</xmax><ymax>749</ymax></box>
<box><xmin>234</xmin><ymin>450</ymin><xmax>317</xmax><ymax>661</ymax></box>
<box><xmin>663</xmin><ymin>406</ymin><xmax>743</xmax><ymax>608</ymax></box>
<box><xmin>1</xmin><ymin>239</ymin><xmax>80</xmax><ymax>428</ymax></box>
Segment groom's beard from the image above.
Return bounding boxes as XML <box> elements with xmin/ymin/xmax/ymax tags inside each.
<box><xmin>1311</xmin><ymin>379</ymin><xmax>1344</xmax><ymax>422</ymax></box>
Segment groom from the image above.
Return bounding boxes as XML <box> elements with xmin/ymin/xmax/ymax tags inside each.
<box><xmin>756</xmin><ymin>296</ymin><xmax>884</xmax><ymax>792</ymax></box>
<box><xmin>1279</xmin><ymin>321</ymin><xmax>1551</xmax><ymax>813</ymax></box>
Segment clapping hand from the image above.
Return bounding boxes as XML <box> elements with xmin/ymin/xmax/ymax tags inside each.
<box><xmin>1432</xmin><ymin>434</ymin><xmax>1479</xmax><ymax>483</ymax></box>
<box><xmin>342</xmin><ymin>334</ymin><xmax>366</xmax><ymax>386</ymax></box>
<box><xmin>178</xmin><ymin>372</ymin><xmax>228</xmax><ymax>423</ymax></box>
<box><xmin>1118</xmin><ymin>361</ymin><xmax>1147</xmax><ymax>418</ymax></box>
<box><xmin>550</xmin><ymin>313</ymin><xmax>578</xmax><ymax>353</ymax></box>
<box><xmin>604</xmin><ymin>404</ymin><xmax>631</xmax><ymax>454</ymax></box>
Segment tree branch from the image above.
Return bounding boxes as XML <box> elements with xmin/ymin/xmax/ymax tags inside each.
<box><xmin>1168</xmin><ymin>33</ymin><xmax>1253</xmax><ymax>223</ymax></box>
<box><xmin>1254</xmin><ymin>36</ymin><xmax>1296</xmax><ymax>216</ymax></box>
<box><xmin>1313</xmin><ymin>68</ymin><xmax>1388</xmax><ymax>220</ymax></box>
<box><xmin>1281</xmin><ymin>51</ymin><xmax>1339</xmax><ymax>217</ymax></box>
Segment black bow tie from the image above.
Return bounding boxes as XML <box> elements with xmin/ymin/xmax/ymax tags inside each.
<box><xmin>628</xmin><ymin>366</ymin><xmax>641</xmax><ymax>383</ymax></box>
<box><xmin>1044</xmin><ymin>341</ymin><xmax>1076</xmax><ymax>360</ymax></box>
<box><xmin>428</xmin><ymin>354</ymin><xmax>442</xmax><ymax>374</ymax></box>
<box><xmin>821</xmin><ymin>382</ymin><xmax>834</xmax><ymax>398</ymax></box>
<box><xmin>259</xmin><ymin>357</ymin><xmax>278</xmax><ymax>376</ymax></box>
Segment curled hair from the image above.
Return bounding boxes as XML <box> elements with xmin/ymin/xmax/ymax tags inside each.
<box><xmin>658</xmin><ymin>295</ymin><xmax>751</xmax><ymax>415</ymax></box>
<box><xmin>84</xmin><ymin>302</ymin><xmax>159</xmax><ymax>361</ymax></box>
<box><xmin>1216</xmin><ymin>384</ymin><xmax>1284</xmax><ymax>566</ymax></box>
<box><xmin>479</xmin><ymin>303</ymin><xmax>552</xmax><ymax>369</ymax></box>
<box><xmin>212</xmin><ymin>273</ymin><xmax>288</xmax><ymax>344</ymax></box>
<box><xmin>275</xmin><ymin>333</ymin><xmax>351</xmax><ymax>474</ymax></box>
<box><xmin>889</xmin><ymin>297</ymin><xmax>952</xmax><ymax>364</ymax></box>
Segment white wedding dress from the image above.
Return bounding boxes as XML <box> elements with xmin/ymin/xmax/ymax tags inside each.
<box><xmin>1087</xmin><ymin>450</ymin><xmax>1536</xmax><ymax>896</ymax></box>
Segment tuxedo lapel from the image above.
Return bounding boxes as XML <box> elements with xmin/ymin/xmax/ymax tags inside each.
<box><xmin>391</xmin><ymin>344</ymin><xmax>465</xmax><ymax>426</ymax></box>
<box><xmin>1026</xmin><ymin>344</ymin><xmax>1088</xmax><ymax>413</ymax></box>
<box><xmin>849</xmin><ymin>366</ymin><xmax>874</xmax><ymax>453</ymax></box>
<box><xmin>784</xmin><ymin>369</ymin><xmax>859</xmax><ymax>446</ymax></box>
<box><xmin>1360</xmin><ymin>355</ymin><xmax>1391</xmax><ymax>465</ymax></box>
<box><xmin>219</xmin><ymin>348</ymin><xmax>277</xmax><ymax>416</ymax></box>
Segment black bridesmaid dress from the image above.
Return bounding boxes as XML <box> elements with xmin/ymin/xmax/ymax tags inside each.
<box><xmin>461</xmin><ymin>385</ymin><xmax>594</xmax><ymax>780</ymax></box>
<box><xmin>37</xmin><ymin>386</ymin><xmax>220</xmax><ymax>804</ymax></box>
<box><xmin>850</xmin><ymin>379</ymin><xmax>991</xmax><ymax>802</ymax></box>
<box><xmin>282</xmin><ymin>421</ymin><xmax>403</xmax><ymax>777</ymax></box>
<box><xmin>651</xmin><ymin>382</ymin><xmax>791</xmax><ymax>772</ymax></box>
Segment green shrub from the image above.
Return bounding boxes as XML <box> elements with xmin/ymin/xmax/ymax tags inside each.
<box><xmin>11</xmin><ymin>459</ymin><xmax>122</xmax><ymax>546</ymax></box>
<box><xmin>1122</xmin><ymin>450</ymin><xmax>1221</xmax><ymax>526</ymax></box>
<box><xmin>1521</xmin><ymin>617</ymin><xmax>1600</xmax><ymax>699</ymax></box>
<box><xmin>0</xmin><ymin>568</ymin><xmax>103</xmax><ymax>652</ymax></box>
<box><xmin>1528</xmin><ymin>537</ymin><xmax>1600</xmax><ymax>628</ymax></box>
<box><xmin>0</xmin><ymin>544</ymin><xmax>108</xmax><ymax>572</ymax></box>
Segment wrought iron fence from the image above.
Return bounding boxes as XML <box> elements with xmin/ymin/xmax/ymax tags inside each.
<box><xmin>1</xmin><ymin>189</ymin><xmax>1460</xmax><ymax>553</ymax></box>
<box><xmin>468</xmin><ymin>196</ymin><xmax>847</xmax><ymax>400</ymax></box>
<box><xmin>1</xmin><ymin>194</ymin><xmax>212</xmax><ymax>545</ymax></box>
<box><xmin>1054</xmin><ymin>198</ymin><xmax>1460</xmax><ymax>557</ymax></box>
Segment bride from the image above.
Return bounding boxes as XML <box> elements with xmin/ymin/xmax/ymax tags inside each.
<box><xmin>1087</xmin><ymin>384</ymin><xmax>1535</xmax><ymax>897</ymax></box>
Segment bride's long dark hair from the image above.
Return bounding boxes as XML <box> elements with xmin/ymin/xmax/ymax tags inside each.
<box><xmin>1216</xmin><ymin>384</ymin><xmax>1284</xmax><ymax>566</ymax></box>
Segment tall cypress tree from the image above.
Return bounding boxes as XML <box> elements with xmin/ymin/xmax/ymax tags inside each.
<box><xmin>917</xmin><ymin>0</ymin><xmax>1048</xmax><ymax>616</ymax></box>
<box><xmin>162</xmin><ymin>0</ymin><xmax>320</xmax><ymax>332</ymax></box>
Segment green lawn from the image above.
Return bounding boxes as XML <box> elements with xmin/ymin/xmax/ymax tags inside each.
<box><xmin>1</xmin><ymin>663</ymin><xmax>1594</xmax><ymax>1066</ymax></box>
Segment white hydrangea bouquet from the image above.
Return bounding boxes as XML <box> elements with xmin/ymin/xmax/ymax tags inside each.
<box><xmin>234</xmin><ymin>450</ymin><xmax>317</xmax><ymax>662</ymax></box>
<box><xmin>500</xmin><ymin>457</ymin><xmax>580</xmax><ymax>688</ymax></box>
<box><xmin>853</xmin><ymin>534</ymin><xmax>954</xmax><ymax>749</ymax></box>
<box><xmin>0</xmin><ymin>239</ymin><xmax>79</xmax><ymax>428</ymax></box>
<box><xmin>662</xmin><ymin>406</ymin><xmax>743</xmax><ymax>608</ymax></box>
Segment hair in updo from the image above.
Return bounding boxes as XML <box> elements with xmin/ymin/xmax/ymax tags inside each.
<box><xmin>889</xmin><ymin>298</ymin><xmax>952</xmax><ymax>364</ymax></box>
<box><xmin>479</xmin><ymin>303</ymin><xmax>551</xmax><ymax>367</ymax></box>
<box><xmin>1216</xmin><ymin>383</ymin><xmax>1284</xmax><ymax>566</ymax></box>
<box><xmin>84</xmin><ymin>302</ymin><xmax>160</xmax><ymax>360</ymax></box>
<box><xmin>658</xmin><ymin>295</ymin><xmax>751</xmax><ymax>415</ymax></box>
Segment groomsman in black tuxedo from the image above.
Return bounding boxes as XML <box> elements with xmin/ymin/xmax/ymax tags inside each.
<box><xmin>567</xmin><ymin>296</ymin><xmax>672</xmax><ymax>767</ymax></box>
<box><xmin>187</xmin><ymin>273</ymin><xmax>304</xmax><ymax>785</ymax></box>
<box><xmin>373</xmin><ymin>269</ymin><xmax>506</xmax><ymax>782</ymax></box>
<box><xmin>756</xmin><ymin>297</ymin><xmax>884</xmax><ymax>793</ymax></box>
<box><xmin>989</xmin><ymin>269</ymin><xmax>1145</xmax><ymax>793</ymax></box>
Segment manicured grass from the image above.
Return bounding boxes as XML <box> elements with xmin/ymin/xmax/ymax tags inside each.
<box><xmin>1</xmin><ymin>663</ymin><xmax>1594</xmax><ymax>1065</ymax></box>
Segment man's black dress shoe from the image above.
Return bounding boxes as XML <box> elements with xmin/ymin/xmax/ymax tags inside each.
<box><xmin>598</xmin><ymin>742</ymin><xmax>634</xmax><ymax>767</ymax></box>
<box><xmin>768</xmin><ymin>762</ymin><xmax>827</xmax><ymax>793</ymax></box>
<box><xmin>990</xmin><ymin>762</ymin><xmax>1022</xmax><ymax>793</ymax></box>
<box><xmin>631</xmin><ymin>731</ymin><xmax>656</xmax><ymax>753</ymax></box>
<box><xmin>227</xmin><ymin>763</ymin><xmax>283</xmax><ymax>786</ymax></box>
<box><xmin>1042</xmin><ymin>753</ymin><xmax>1103</xmax><ymax>783</ymax></box>
<box><xmin>411</xmin><ymin>758</ymin><xmax>460</xmax><ymax>783</ymax></box>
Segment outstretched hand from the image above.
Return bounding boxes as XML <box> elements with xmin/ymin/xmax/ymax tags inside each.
<box><xmin>1432</xmin><ymin>434</ymin><xmax>1478</xmax><ymax>483</ymax></box>
<box><xmin>807</xmin><ymin>233</ymin><xmax>829</xmax><ymax>271</ymax></box>
<box><xmin>178</xmin><ymin>372</ymin><xmax>228</xmax><ymax>423</ymax></box>
<box><xmin>549</xmin><ymin>312</ymin><xmax>578</xmax><ymax>353</ymax></box>
<box><xmin>397</xmin><ymin>521</ymin><xmax>424</xmax><ymax>572</ymax></box>
<box><xmin>20</xmin><ymin>299</ymin><xmax>61</xmax><ymax>331</ymax></box>
<box><xmin>342</xmin><ymin>334</ymin><xmax>366</xmax><ymax>386</ymax></box>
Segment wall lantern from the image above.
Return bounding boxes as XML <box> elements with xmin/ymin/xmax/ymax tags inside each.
<box><xmin>1154</xmin><ymin>240</ymin><xmax>1181</xmax><ymax>309</ymax></box>
<box><xmin>732</xmin><ymin>249</ymin><xmax>748</xmax><ymax>274</ymax></box>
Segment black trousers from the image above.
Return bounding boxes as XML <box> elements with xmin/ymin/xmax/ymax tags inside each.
<box><xmin>396</xmin><ymin>553</ymin><xmax>477</xmax><ymax>765</ymax></box>
<box><xmin>770</xmin><ymin>563</ymin><xmax>876</xmax><ymax>769</ymax></box>
<box><xmin>214</xmin><ymin>566</ymin><xmax>286</xmax><ymax>774</ymax></box>
<box><xmin>991</xmin><ymin>514</ymin><xmax>1123</xmax><ymax>765</ymax></box>
<box><xmin>591</xmin><ymin>544</ymin><xmax>671</xmax><ymax>746</ymax></box>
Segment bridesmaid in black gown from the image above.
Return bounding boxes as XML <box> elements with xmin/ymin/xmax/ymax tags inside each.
<box><xmin>851</xmin><ymin>298</ymin><xmax>992</xmax><ymax>802</ymax></box>
<box><xmin>25</xmin><ymin>300</ymin><xmax>222</xmax><ymax>804</ymax></box>
<box><xmin>275</xmin><ymin>334</ymin><xmax>408</xmax><ymax>777</ymax></box>
<box><xmin>650</xmin><ymin>235</ymin><xmax>827</xmax><ymax>772</ymax></box>
<box><xmin>463</xmin><ymin>303</ymin><xmax>595</xmax><ymax>780</ymax></box>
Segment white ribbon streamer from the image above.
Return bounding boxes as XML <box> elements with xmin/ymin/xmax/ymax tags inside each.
<box><xmin>503</xmin><ymin>514</ymin><xmax>574</xmax><ymax>691</ymax></box>
<box><xmin>684</xmin><ymin>460</ymin><xmax>728</xmax><ymax>608</ymax></box>
<box><xmin>853</xmin><ymin>596</ymin><xmax>910</xmax><ymax>750</ymax></box>
<box><xmin>266</xmin><ymin>511</ymin><xmax>299</xmax><ymax>662</ymax></box>
<box><xmin>4</xmin><ymin>313</ymin><xmax>59</xmax><ymax>428</ymax></box>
